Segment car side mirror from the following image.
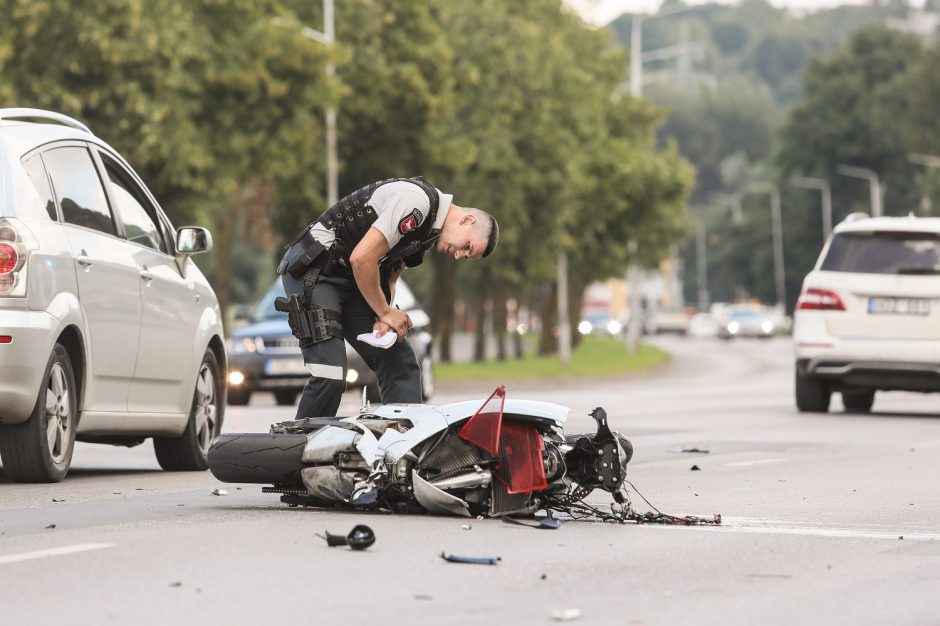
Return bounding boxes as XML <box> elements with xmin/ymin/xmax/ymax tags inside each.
<box><xmin>176</xmin><ymin>226</ymin><xmax>213</xmax><ymax>255</ymax></box>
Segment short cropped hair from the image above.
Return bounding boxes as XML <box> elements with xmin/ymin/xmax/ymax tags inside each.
<box><xmin>466</xmin><ymin>207</ymin><xmax>499</xmax><ymax>258</ymax></box>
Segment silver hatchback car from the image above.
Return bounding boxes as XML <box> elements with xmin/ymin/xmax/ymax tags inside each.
<box><xmin>0</xmin><ymin>108</ymin><xmax>226</xmax><ymax>482</ymax></box>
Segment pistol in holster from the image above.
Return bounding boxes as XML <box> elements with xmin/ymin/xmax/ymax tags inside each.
<box><xmin>274</xmin><ymin>294</ymin><xmax>343</xmax><ymax>349</ymax></box>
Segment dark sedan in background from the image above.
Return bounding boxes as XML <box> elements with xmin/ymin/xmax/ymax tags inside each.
<box><xmin>226</xmin><ymin>280</ymin><xmax>434</xmax><ymax>406</ymax></box>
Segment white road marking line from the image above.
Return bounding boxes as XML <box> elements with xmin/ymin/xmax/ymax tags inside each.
<box><xmin>703</xmin><ymin>525</ymin><xmax>940</xmax><ymax>541</ymax></box>
<box><xmin>724</xmin><ymin>458</ymin><xmax>787</xmax><ymax>467</ymax></box>
<box><xmin>0</xmin><ymin>543</ymin><xmax>114</xmax><ymax>565</ymax></box>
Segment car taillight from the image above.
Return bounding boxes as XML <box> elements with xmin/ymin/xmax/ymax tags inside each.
<box><xmin>797</xmin><ymin>288</ymin><xmax>845</xmax><ymax>311</ymax></box>
<box><xmin>0</xmin><ymin>218</ymin><xmax>37</xmax><ymax>297</ymax></box>
<box><xmin>0</xmin><ymin>242</ymin><xmax>17</xmax><ymax>274</ymax></box>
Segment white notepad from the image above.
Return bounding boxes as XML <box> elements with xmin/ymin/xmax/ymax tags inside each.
<box><xmin>356</xmin><ymin>331</ymin><xmax>397</xmax><ymax>349</ymax></box>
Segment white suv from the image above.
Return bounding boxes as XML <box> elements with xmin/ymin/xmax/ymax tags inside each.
<box><xmin>0</xmin><ymin>108</ymin><xmax>226</xmax><ymax>482</ymax></box>
<box><xmin>793</xmin><ymin>213</ymin><xmax>940</xmax><ymax>413</ymax></box>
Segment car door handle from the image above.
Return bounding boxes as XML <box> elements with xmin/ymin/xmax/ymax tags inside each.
<box><xmin>139</xmin><ymin>270</ymin><xmax>154</xmax><ymax>282</ymax></box>
<box><xmin>76</xmin><ymin>255</ymin><xmax>93</xmax><ymax>268</ymax></box>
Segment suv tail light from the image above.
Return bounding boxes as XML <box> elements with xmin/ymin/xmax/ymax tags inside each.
<box><xmin>0</xmin><ymin>218</ymin><xmax>37</xmax><ymax>297</ymax></box>
<box><xmin>797</xmin><ymin>288</ymin><xmax>845</xmax><ymax>311</ymax></box>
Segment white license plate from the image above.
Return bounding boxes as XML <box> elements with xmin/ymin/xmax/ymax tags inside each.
<box><xmin>867</xmin><ymin>297</ymin><xmax>931</xmax><ymax>316</ymax></box>
<box><xmin>264</xmin><ymin>359</ymin><xmax>309</xmax><ymax>375</ymax></box>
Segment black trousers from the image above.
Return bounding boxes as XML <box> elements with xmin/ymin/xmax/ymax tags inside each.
<box><xmin>281</xmin><ymin>271</ymin><xmax>421</xmax><ymax>418</ymax></box>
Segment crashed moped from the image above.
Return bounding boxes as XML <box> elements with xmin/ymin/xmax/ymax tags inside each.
<box><xmin>209</xmin><ymin>386</ymin><xmax>719</xmax><ymax>525</ymax></box>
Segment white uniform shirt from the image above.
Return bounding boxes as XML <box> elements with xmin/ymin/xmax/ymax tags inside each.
<box><xmin>309</xmin><ymin>180</ymin><xmax>453</xmax><ymax>250</ymax></box>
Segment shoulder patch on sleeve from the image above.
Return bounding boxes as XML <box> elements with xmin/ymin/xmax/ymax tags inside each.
<box><xmin>398</xmin><ymin>208</ymin><xmax>424</xmax><ymax>234</ymax></box>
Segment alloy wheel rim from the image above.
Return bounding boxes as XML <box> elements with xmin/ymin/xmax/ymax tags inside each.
<box><xmin>193</xmin><ymin>363</ymin><xmax>217</xmax><ymax>453</ymax></box>
<box><xmin>44</xmin><ymin>362</ymin><xmax>71</xmax><ymax>465</ymax></box>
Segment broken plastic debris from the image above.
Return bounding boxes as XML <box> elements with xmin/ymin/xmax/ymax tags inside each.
<box><xmin>211</xmin><ymin>488</ymin><xmax>228</xmax><ymax>496</ymax></box>
<box><xmin>319</xmin><ymin>524</ymin><xmax>375</xmax><ymax>550</ymax></box>
<box><xmin>690</xmin><ymin>465</ymin><xmax>701</xmax><ymax>471</ymax></box>
<box><xmin>501</xmin><ymin>515</ymin><xmax>562</xmax><ymax>530</ymax></box>
<box><xmin>668</xmin><ymin>447</ymin><xmax>710</xmax><ymax>454</ymax></box>
<box><xmin>551</xmin><ymin>608</ymin><xmax>582</xmax><ymax>621</ymax></box>
<box><xmin>440</xmin><ymin>552</ymin><xmax>500</xmax><ymax>565</ymax></box>
<box><xmin>51</xmin><ymin>498</ymin><xmax>64</xmax><ymax>502</ymax></box>
<box><xmin>45</xmin><ymin>524</ymin><xmax>56</xmax><ymax>529</ymax></box>
<box><xmin>461</xmin><ymin>523</ymin><xmax>472</xmax><ymax>530</ymax></box>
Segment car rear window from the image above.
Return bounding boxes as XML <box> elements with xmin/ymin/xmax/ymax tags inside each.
<box><xmin>821</xmin><ymin>231</ymin><xmax>940</xmax><ymax>275</ymax></box>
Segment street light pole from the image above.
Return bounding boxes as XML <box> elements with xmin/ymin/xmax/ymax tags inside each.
<box><xmin>695</xmin><ymin>222</ymin><xmax>709</xmax><ymax>311</ymax></box>
<box><xmin>910</xmin><ymin>152</ymin><xmax>940</xmax><ymax>215</ymax></box>
<box><xmin>297</xmin><ymin>0</ymin><xmax>338</xmax><ymax>206</ymax></box>
<box><xmin>748</xmin><ymin>182</ymin><xmax>786</xmax><ymax>309</ymax></box>
<box><xmin>837</xmin><ymin>164</ymin><xmax>882</xmax><ymax>218</ymax></box>
<box><xmin>790</xmin><ymin>176</ymin><xmax>832</xmax><ymax>239</ymax></box>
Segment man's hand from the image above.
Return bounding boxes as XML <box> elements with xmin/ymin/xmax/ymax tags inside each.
<box><xmin>373</xmin><ymin>319</ymin><xmax>406</xmax><ymax>343</ymax></box>
<box><xmin>376</xmin><ymin>309</ymin><xmax>411</xmax><ymax>340</ymax></box>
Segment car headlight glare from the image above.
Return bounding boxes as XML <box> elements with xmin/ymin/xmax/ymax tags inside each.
<box><xmin>578</xmin><ymin>321</ymin><xmax>593</xmax><ymax>335</ymax></box>
<box><xmin>607</xmin><ymin>320</ymin><xmax>623</xmax><ymax>335</ymax></box>
<box><xmin>228</xmin><ymin>370</ymin><xmax>246</xmax><ymax>386</ymax></box>
<box><xmin>346</xmin><ymin>369</ymin><xmax>359</xmax><ymax>384</ymax></box>
<box><xmin>761</xmin><ymin>320</ymin><xmax>775</xmax><ymax>333</ymax></box>
<box><xmin>228</xmin><ymin>337</ymin><xmax>259</xmax><ymax>354</ymax></box>
<box><xmin>727</xmin><ymin>321</ymin><xmax>740</xmax><ymax>334</ymax></box>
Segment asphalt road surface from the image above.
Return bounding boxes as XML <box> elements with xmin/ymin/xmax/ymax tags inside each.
<box><xmin>2</xmin><ymin>336</ymin><xmax>939</xmax><ymax>625</ymax></box>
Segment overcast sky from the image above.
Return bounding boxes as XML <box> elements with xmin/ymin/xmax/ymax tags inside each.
<box><xmin>565</xmin><ymin>0</ymin><xmax>927</xmax><ymax>25</ymax></box>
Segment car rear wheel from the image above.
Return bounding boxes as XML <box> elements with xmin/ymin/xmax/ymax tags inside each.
<box><xmin>0</xmin><ymin>343</ymin><xmax>77</xmax><ymax>483</ymax></box>
<box><xmin>274</xmin><ymin>390</ymin><xmax>297</xmax><ymax>406</ymax></box>
<box><xmin>842</xmin><ymin>390</ymin><xmax>874</xmax><ymax>414</ymax></box>
<box><xmin>154</xmin><ymin>349</ymin><xmax>223</xmax><ymax>471</ymax></box>
<box><xmin>795</xmin><ymin>368</ymin><xmax>830</xmax><ymax>413</ymax></box>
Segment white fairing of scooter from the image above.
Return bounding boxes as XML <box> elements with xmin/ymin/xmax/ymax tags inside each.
<box><xmin>301</xmin><ymin>399</ymin><xmax>569</xmax><ymax>465</ymax></box>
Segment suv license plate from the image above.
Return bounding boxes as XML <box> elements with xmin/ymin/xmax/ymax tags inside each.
<box><xmin>264</xmin><ymin>359</ymin><xmax>309</xmax><ymax>375</ymax></box>
<box><xmin>867</xmin><ymin>297</ymin><xmax>931</xmax><ymax>316</ymax></box>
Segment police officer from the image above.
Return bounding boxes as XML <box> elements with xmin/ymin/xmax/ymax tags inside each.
<box><xmin>276</xmin><ymin>177</ymin><xmax>499</xmax><ymax>419</ymax></box>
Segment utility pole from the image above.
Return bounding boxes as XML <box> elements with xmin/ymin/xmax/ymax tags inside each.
<box><xmin>557</xmin><ymin>251</ymin><xmax>571</xmax><ymax>365</ymax></box>
<box><xmin>695</xmin><ymin>222</ymin><xmax>709</xmax><ymax>311</ymax></box>
<box><xmin>625</xmin><ymin>240</ymin><xmax>642</xmax><ymax>354</ymax></box>
<box><xmin>298</xmin><ymin>0</ymin><xmax>337</xmax><ymax>205</ymax></box>
<box><xmin>910</xmin><ymin>153</ymin><xmax>940</xmax><ymax>215</ymax></box>
<box><xmin>790</xmin><ymin>176</ymin><xmax>832</xmax><ymax>239</ymax></box>
<box><xmin>748</xmin><ymin>182</ymin><xmax>786</xmax><ymax>310</ymax></box>
<box><xmin>838</xmin><ymin>164</ymin><xmax>882</xmax><ymax>218</ymax></box>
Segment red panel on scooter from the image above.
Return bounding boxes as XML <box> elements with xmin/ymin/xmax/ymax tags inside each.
<box><xmin>498</xmin><ymin>421</ymin><xmax>547</xmax><ymax>494</ymax></box>
<box><xmin>458</xmin><ymin>385</ymin><xmax>506</xmax><ymax>456</ymax></box>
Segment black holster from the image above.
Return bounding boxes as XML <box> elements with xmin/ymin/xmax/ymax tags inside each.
<box><xmin>274</xmin><ymin>294</ymin><xmax>343</xmax><ymax>349</ymax></box>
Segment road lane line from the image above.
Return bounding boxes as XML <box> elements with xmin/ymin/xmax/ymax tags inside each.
<box><xmin>0</xmin><ymin>543</ymin><xmax>114</xmax><ymax>565</ymax></box>
<box><xmin>700</xmin><ymin>520</ymin><xmax>940</xmax><ymax>541</ymax></box>
<box><xmin>724</xmin><ymin>458</ymin><xmax>787</xmax><ymax>467</ymax></box>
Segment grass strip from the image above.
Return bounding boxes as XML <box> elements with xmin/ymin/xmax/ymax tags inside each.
<box><xmin>436</xmin><ymin>335</ymin><xmax>668</xmax><ymax>381</ymax></box>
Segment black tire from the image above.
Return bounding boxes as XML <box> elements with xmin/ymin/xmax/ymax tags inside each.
<box><xmin>0</xmin><ymin>343</ymin><xmax>77</xmax><ymax>483</ymax></box>
<box><xmin>420</xmin><ymin>353</ymin><xmax>435</xmax><ymax>402</ymax></box>
<box><xmin>208</xmin><ymin>432</ymin><xmax>307</xmax><ymax>487</ymax></box>
<box><xmin>795</xmin><ymin>368</ymin><xmax>831</xmax><ymax>413</ymax></box>
<box><xmin>154</xmin><ymin>349</ymin><xmax>224</xmax><ymax>471</ymax></box>
<box><xmin>227</xmin><ymin>386</ymin><xmax>252</xmax><ymax>406</ymax></box>
<box><xmin>274</xmin><ymin>390</ymin><xmax>297</xmax><ymax>406</ymax></box>
<box><xmin>843</xmin><ymin>390</ymin><xmax>874</xmax><ymax>414</ymax></box>
<box><xmin>366</xmin><ymin>383</ymin><xmax>382</xmax><ymax>403</ymax></box>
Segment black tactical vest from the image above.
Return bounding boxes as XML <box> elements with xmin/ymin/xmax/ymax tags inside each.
<box><xmin>310</xmin><ymin>177</ymin><xmax>440</xmax><ymax>276</ymax></box>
